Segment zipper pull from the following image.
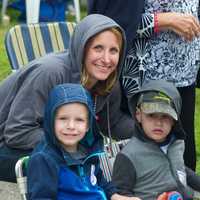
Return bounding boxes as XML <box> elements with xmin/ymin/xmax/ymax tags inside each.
<box><xmin>90</xmin><ymin>164</ymin><xmax>97</xmax><ymax>186</ymax></box>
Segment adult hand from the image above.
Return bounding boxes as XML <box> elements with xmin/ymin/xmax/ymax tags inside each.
<box><xmin>157</xmin><ymin>12</ymin><xmax>200</xmax><ymax>41</ymax></box>
<box><xmin>111</xmin><ymin>193</ymin><xmax>142</xmax><ymax>200</ymax></box>
<box><xmin>157</xmin><ymin>192</ymin><xmax>168</xmax><ymax>200</ymax></box>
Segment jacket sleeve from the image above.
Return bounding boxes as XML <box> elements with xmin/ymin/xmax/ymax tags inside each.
<box><xmin>27</xmin><ymin>153</ymin><xmax>58</xmax><ymax>200</ymax></box>
<box><xmin>87</xmin><ymin>0</ymin><xmax>144</xmax><ymax>48</ymax></box>
<box><xmin>186</xmin><ymin>167</ymin><xmax>200</xmax><ymax>191</ymax></box>
<box><xmin>87</xmin><ymin>0</ymin><xmax>109</xmax><ymax>14</ymax></box>
<box><xmin>97</xmin><ymin>82</ymin><xmax>135</xmax><ymax>140</ymax></box>
<box><xmin>112</xmin><ymin>152</ymin><xmax>136</xmax><ymax>196</ymax></box>
<box><xmin>4</xmin><ymin>59</ymin><xmax>67</xmax><ymax>150</ymax></box>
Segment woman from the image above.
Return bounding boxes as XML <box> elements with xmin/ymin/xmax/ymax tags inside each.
<box><xmin>122</xmin><ymin>1</ymin><xmax>200</xmax><ymax>172</ymax></box>
<box><xmin>0</xmin><ymin>14</ymin><xmax>134</xmax><ymax>182</ymax></box>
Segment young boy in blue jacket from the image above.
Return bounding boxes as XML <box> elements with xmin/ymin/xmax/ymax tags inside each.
<box><xmin>27</xmin><ymin>83</ymin><xmax>139</xmax><ymax>200</ymax></box>
<box><xmin>112</xmin><ymin>80</ymin><xmax>200</xmax><ymax>200</ymax></box>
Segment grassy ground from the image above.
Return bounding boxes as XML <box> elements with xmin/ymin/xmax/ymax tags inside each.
<box><xmin>196</xmin><ymin>89</ymin><xmax>200</xmax><ymax>173</ymax></box>
<box><xmin>0</xmin><ymin>7</ymin><xmax>200</xmax><ymax>173</ymax></box>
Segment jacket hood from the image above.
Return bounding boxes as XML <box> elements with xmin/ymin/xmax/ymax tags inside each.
<box><xmin>43</xmin><ymin>83</ymin><xmax>103</xmax><ymax>152</ymax></box>
<box><xmin>68</xmin><ymin>14</ymin><xmax>127</xmax><ymax>80</ymax></box>
<box><xmin>128</xmin><ymin>80</ymin><xmax>185</xmax><ymax>139</ymax></box>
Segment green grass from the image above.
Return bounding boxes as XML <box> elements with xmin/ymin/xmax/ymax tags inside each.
<box><xmin>0</xmin><ymin>7</ymin><xmax>200</xmax><ymax>173</ymax></box>
<box><xmin>195</xmin><ymin>89</ymin><xmax>200</xmax><ymax>173</ymax></box>
<box><xmin>0</xmin><ymin>24</ymin><xmax>12</xmax><ymax>80</ymax></box>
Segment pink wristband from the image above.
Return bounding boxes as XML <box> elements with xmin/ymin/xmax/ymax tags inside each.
<box><xmin>154</xmin><ymin>12</ymin><xmax>159</xmax><ymax>33</ymax></box>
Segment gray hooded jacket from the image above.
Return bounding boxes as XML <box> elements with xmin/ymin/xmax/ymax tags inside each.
<box><xmin>0</xmin><ymin>14</ymin><xmax>134</xmax><ymax>150</ymax></box>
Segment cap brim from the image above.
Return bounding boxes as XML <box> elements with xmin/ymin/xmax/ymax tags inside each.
<box><xmin>141</xmin><ymin>102</ymin><xmax>178</xmax><ymax>121</ymax></box>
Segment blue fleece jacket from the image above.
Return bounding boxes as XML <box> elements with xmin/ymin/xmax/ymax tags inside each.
<box><xmin>27</xmin><ymin>83</ymin><xmax>116</xmax><ymax>200</ymax></box>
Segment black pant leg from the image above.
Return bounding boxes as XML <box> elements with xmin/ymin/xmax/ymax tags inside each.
<box><xmin>178</xmin><ymin>84</ymin><xmax>196</xmax><ymax>171</ymax></box>
<box><xmin>0</xmin><ymin>145</ymin><xmax>32</xmax><ymax>182</ymax></box>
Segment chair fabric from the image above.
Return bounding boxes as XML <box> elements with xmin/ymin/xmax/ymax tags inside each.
<box><xmin>5</xmin><ymin>21</ymin><xmax>76</xmax><ymax>71</ymax></box>
<box><xmin>99</xmin><ymin>139</ymin><xmax>130</xmax><ymax>182</ymax></box>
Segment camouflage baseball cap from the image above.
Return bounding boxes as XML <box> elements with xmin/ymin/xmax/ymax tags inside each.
<box><xmin>137</xmin><ymin>91</ymin><xmax>178</xmax><ymax>120</ymax></box>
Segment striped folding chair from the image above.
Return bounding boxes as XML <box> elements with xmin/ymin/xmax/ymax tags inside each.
<box><xmin>4</xmin><ymin>21</ymin><xmax>76</xmax><ymax>72</ymax></box>
<box><xmin>99</xmin><ymin>138</ymin><xmax>130</xmax><ymax>182</ymax></box>
<box><xmin>15</xmin><ymin>156</ymin><xmax>29</xmax><ymax>200</ymax></box>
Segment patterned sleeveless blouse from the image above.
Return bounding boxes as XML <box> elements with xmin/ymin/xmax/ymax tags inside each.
<box><xmin>122</xmin><ymin>0</ymin><xmax>200</xmax><ymax>97</ymax></box>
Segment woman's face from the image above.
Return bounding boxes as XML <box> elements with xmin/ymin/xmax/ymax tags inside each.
<box><xmin>84</xmin><ymin>30</ymin><xmax>121</xmax><ymax>89</ymax></box>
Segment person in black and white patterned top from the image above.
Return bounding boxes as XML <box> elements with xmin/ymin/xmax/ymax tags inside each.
<box><xmin>122</xmin><ymin>0</ymin><xmax>200</xmax><ymax>172</ymax></box>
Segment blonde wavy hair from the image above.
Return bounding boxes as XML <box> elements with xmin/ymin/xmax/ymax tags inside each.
<box><xmin>81</xmin><ymin>27</ymin><xmax>123</xmax><ymax>96</ymax></box>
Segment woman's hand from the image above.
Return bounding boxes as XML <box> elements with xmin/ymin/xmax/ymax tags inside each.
<box><xmin>157</xmin><ymin>192</ymin><xmax>168</xmax><ymax>200</ymax></box>
<box><xmin>157</xmin><ymin>12</ymin><xmax>200</xmax><ymax>41</ymax></box>
<box><xmin>111</xmin><ymin>193</ymin><xmax>142</xmax><ymax>200</ymax></box>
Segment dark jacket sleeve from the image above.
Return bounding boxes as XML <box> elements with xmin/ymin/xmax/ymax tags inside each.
<box><xmin>87</xmin><ymin>0</ymin><xmax>109</xmax><ymax>14</ymax></box>
<box><xmin>97</xmin><ymin>82</ymin><xmax>135</xmax><ymax>140</ymax></box>
<box><xmin>186</xmin><ymin>167</ymin><xmax>200</xmax><ymax>191</ymax></box>
<box><xmin>27</xmin><ymin>153</ymin><xmax>58</xmax><ymax>199</ymax></box>
<box><xmin>112</xmin><ymin>152</ymin><xmax>136</xmax><ymax>196</ymax></box>
<box><xmin>87</xmin><ymin>0</ymin><xmax>144</xmax><ymax>50</ymax></box>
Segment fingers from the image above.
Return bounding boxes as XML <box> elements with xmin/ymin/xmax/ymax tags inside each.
<box><xmin>157</xmin><ymin>192</ymin><xmax>168</xmax><ymax>200</ymax></box>
<box><xmin>167</xmin><ymin>12</ymin><xmax>200</xmax><ymax>41</ymax></box>
<box><xmin>181</xmin><ymin>14</ymin><xmax>200</xmax><ymax>41</ymax></box>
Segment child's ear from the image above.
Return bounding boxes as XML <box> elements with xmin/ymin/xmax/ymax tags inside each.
<box><xmin>135</xmin><ymin>107</ymin><xmax>142</xmax><ymax>123</ymax></box>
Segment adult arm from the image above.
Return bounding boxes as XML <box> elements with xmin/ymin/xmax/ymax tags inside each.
<box><xmin>136</xmin><ymin>11</ymin><xmax>200</xmax><ymax>40</ymax></box>
<box><xmin>4</xmin><ymin>54</ymin><xmax>69</xmax><ymax>150</ymax></box>
<box><xmin>87</xmin><ymin>0</ymin><xmax>109</xmax><ymax>14</ymax></box>
<box><xmin>87</xmin><ymin>0</ymin><xmax>153</xmax><ymax>40</ymax></box>
<box><xmin>27</xmin><ymin>153</ymin><xmax>58</xmax><ymax>199</ymax></box>
<box><xmin>87</xmin><ymin>0</ymin><xmax>144</xmax><ymax>49</ymax></box>
<box><xmin>185</xmin><ymin>167</ymin><xmax>200</xmax><ymax>191</ymax></box>
<box><xmin>111</xmin><ymin>193</ymin><xmax>142</xmax><ymax>200</ymax></box>
<box><xmin>156</xmin><ymin>12</ymin><xmax>200</xmax><ymax>41</ymax></box>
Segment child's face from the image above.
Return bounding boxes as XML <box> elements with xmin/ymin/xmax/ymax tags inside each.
<box><xmin>54</xmin><ymin>102</ymin><xmax>89</xmax><ymax>152</ymax></box>
<box><xmin>135</xmin><ymin>109</ymin><xmax>175</xmax><ymax>143</ymax></box>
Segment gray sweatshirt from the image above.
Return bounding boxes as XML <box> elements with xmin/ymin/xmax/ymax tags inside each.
<box><xmin>0</xmin><ymin>14</ymin><xmax>135</xmax><ymax>150</ymax></box>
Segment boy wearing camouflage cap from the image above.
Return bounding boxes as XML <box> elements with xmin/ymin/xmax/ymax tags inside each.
<box><xmin>112</xmin><ymin>80</ymin><xmax>200</xmax><ymax>200</ymax></box>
